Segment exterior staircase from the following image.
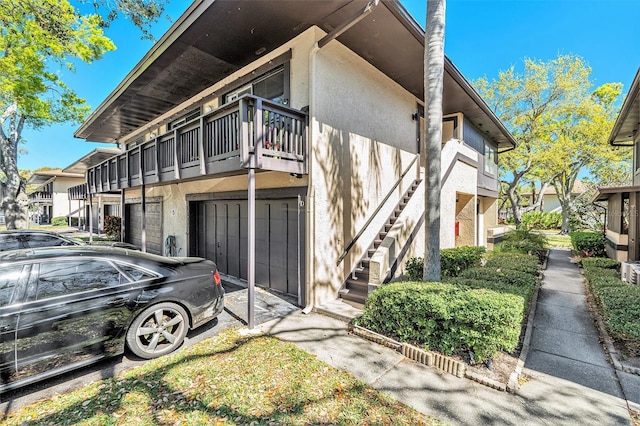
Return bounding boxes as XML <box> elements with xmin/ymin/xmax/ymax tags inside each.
<box><xmin>339</xmin><ymin>178</ymin><xmax>422</xmax><ymax>306</ymax></box>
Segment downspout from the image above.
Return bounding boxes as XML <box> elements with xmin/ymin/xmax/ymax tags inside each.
<box><xmin>302</xmin><ymin>0</ymin><xmax>380</xmax><ymax>314</ymax></box>
<box><xmin>302</xmin><ymin>41</ymin><xmax>320</xmax><ymax>315</ymax></box>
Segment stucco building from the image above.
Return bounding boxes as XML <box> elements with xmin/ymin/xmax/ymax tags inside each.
<box><xmin>73</xmin><ymin>0</ymin><xmax>516</xmax><ymax>308</ymax></box>
<box><xmin>595</xmin><ymin>67</ymin><xmax>640</xmax><ymax>262</ymax></box>
<box><xmin>27</xmin><ymin>170</ymin><xmax>85</xmax><ymax>225</ymax></box>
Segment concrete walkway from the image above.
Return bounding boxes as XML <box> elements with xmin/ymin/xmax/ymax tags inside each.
<box><xmin>259</xmin><ymin>248</ymin><xmax>639</xmax><ymax>425</ymax></box>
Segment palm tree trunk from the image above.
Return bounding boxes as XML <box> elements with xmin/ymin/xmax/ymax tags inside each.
<box><xmin>423</xmin><ymin>0</ymin><xmax>446</xmax><ymax>282</ymax></box>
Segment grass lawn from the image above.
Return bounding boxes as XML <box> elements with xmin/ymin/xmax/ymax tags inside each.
<box><xmin>529</xmin><ymin>230</ymin><xmax>572</xmax><ymax>248</ymax></box>
<box><xmin>2</xmin><ymin>328</ymin><xmax>440</xmax><ymax>426</ymax></box>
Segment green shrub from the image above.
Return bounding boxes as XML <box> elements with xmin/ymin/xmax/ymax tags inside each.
<box><xmin>103</xmin><ymin>215</ymin><xmax>122</xmax><ymax>240</ymax></box>
<box><xmin>484</xmin><ymin>252</ymin><xmax>540</xmax><ymax>276</ymax></box>
<box><xmin>441</xmin><ymin>246</ymin><xmax>486</xmax><ymax>277</ymax></box>
<box><xmin>581</xmin><ymin>257</ymin><xmax>619</xmax><ymax>270</ymax></box>
<box><xmin>459</xmin><ymin>267</ymin><xmax>537</xmax><ymax>287</ymax></box>
<box><xmin>445</xmin><ymin>277</ymin><xmax>534</xmax><ymax>305</ymax></box>
<box><xmin>51</xmin><ymin>216</ymin><xmax>68</xmax><ymax>226</ymax></box>
<box><xmin>496</xmin><ymin>229</ymin><xmax>548</xmax><ymax>255</ymax></box>
<box><xmin>405</xmin><ymin>246</ymin><xmax>486</xmax><ymax>280</ymax></box>
<box><xmin>357</xmin><ymin>281</ymin><xmax>523</xmax><ymax>361</ymax></box>
<box><xmin>596</xmin><ymin>286</ymin><xmax>640</xmax><ymax>341</ymax></box>
<box><xmin>521</xmin><ymin>211</ymin><xmax>562</xmax><ymax>230</ymax></box>
<box><xmin>570</xmin><ymin>231</ymin><xmax>605</xmax><ymax>257</ymax></box>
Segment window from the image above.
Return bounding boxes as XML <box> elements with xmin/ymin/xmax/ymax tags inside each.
<box><xmin>224</xmin><ymin>66</ymin><xmax>286</xmax><ymax>105</ymax></box>
<box><xmin>0</xmin><ymin>265</ymin><xmax>27</xmax><ymax>307</ymax></box>
<box><xmin>168</xmin><ymin>108</ymin><xmax>201</xmax><ymax>130</ymax></box>
<box><xmin>36</xmin><ymin>260</ymin><xmax>127</xmax><ymax>300</ymax></box>
<box><xmin>484</xmin><ymin>142</ymin><xmax>497</xmax><ymax>175</ymax></box>
<box><xmin>26</xmin><ymin>234</ymin><xmax>76</xmax><ymax>248</ymax></box>
<box><xmin>118</xmin><ymin>264</ymin><xmax>157</xmax><ymax>281</ymax></box>
<box><xmin>0</xmin><ymin>235</ymin><xmax>24</xmax><ymax>251</ymax></box>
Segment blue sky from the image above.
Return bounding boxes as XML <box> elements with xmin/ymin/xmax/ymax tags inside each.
<box><xmin>18</xmin><ymin>0</ymin><xmax>640</xmax><ymax>171</ymax></box>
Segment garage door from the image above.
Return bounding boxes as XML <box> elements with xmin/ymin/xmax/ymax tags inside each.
<box><xmin>125</xmin><ymin>202</ymin><xmax>162</xmax><ymax>255</ymax></box>
<box><xmin>191</xmin><ymin>198</ymin><xmax>304</xmax><ymax>299</ymax></box>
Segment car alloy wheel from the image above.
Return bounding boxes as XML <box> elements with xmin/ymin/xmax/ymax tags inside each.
<box><xmin>126</xmin><ymin>302</ymin><xmax>189</xmax><ymax>359</ymax></box>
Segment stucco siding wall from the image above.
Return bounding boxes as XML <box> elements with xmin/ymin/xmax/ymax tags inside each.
<box><xmin>52</xmin><ymin>178</ymin><xmax>84</xmax><ymax>217</ymax></box>
<box><xmin>440</xmin><ymin>139</ymin><xmax>478</xmax><ymax>249</ymax></box>
<box><xmin>310</xmin><ymin>38</ymin><xmax>419</xmax><ymax>304</ymax></box>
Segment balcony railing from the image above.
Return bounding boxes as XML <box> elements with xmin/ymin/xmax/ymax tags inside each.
<box><xmin>86</xmin><ymin>95</ymin><xmax>308</xmax><ymax>195</ymax></box>
<box><xmin>29</xmin><ymin>192</ymin><xmax>53</xmax><ymax>203</ymax></box>
<box><xmin>68</xmin><ymin>184</ymin><xmax>88</xmax><ymax>201</ymax></box>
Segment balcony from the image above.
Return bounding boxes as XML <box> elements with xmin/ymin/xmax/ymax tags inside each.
<box><xmin>68</xmin><ymin>184</ymin><xmax>88</xmax><ymax>201</ymax></box>
<box><xmin>86</xmin><ymin>95</ymin><xmax>308</xmax><ymax>195</ymax></box>
<box><xmin>29</xmin><ymin>192</ymin><xmax>53</xmax><ymax>203</ymax></box>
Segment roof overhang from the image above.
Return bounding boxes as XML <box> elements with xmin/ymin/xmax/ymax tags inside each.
<box><xmin>63</xmin><ymin>148</ymin><xmax>123</xmax><ymax>174</ymax></box>
<box><xmin>609</xmin><ymin>67</ymin><xmax>640</xmax><ymax>146</ymax></box>
<box><xmin>75</xmin><ymin>0</ymin><xmax>516</xmax><ymax>150</ymax></box>
<box><xmin>594</xmin><ymin>185</ymin><xmax>640</xmax><ymax>202</ymax></box>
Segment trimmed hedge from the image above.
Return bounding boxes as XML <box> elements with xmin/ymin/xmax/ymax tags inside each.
<box><xmin>405</xmin><ymin>246</ymin><xmax>486</xmax><ymax>280</ymax></box>
<box><xmin>458</xmin><ymin>267</ymin><xmax>537</xmax><ymax>288</ymax></box>
<box><xmin>496</xmin><ymin>229</ymin><xmax>548</xmax><ymax>255</ymax></box>
<box><xmin>484</xmin><ymin>252</ymin><xmax>540</xmax><ymax>276</ymax></box>
<box><xmin>581</xmin><ymin>257</ymin><xmax>619</xmax><ymax>270</ymax></box>
<box><xmin>441</xmin><ymin>246</ymin><xmax>486</xmax><ymax>277</ymax></box>
<box><xmin>582</xmin><ymin>263</ymin><xmax>640</xmax><ymax>356</ymax></box>
<box><xmin>570</xmin><ymin>231</ymin><xmax>605</xmax><ymax>257</ymax></box>
<box><xmin>51</xmin><ymin>216</ymin><xmax>68</xmax><ymax>226</ymax></box>
<box><xmin>357</xmin><ymin>282</ymin><xmax>523</xmax><ymax>361</ymax></box>
<box><xmin>445</xmin><ymin>277</ymin><xmax>534</xmax><ymax>308</ymax></box>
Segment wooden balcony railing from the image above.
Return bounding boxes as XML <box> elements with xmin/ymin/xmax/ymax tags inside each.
<box><xmin>29</xmin><ymin>192</ymin><xmax>53</xmax><ymax>203</ymax></box>
<box><xmin>68</xmin><ymin>184</ymin><xmax>88</xmax><ymax>201</ymax></box>
<box><xmin>86</xmin><ymin>95</ymin><xmax>308</xmax><ymax>195</ymax></box>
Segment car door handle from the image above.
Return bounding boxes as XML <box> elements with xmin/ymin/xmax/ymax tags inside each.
<box><xmin>0</xmin><ymin>325</ymin><xmax>11</xmax><ymax>332</ymax></box>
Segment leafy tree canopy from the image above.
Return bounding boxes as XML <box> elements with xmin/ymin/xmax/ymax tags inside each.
<box><xmin>475</xmin><ymin>54</ymin><xmax>628</xmax><ymax>232</ymax></box>
<box><xmin>0</xmin><ymin>0</ymin><xmax>168</xmax><ymax>229</ymax></box>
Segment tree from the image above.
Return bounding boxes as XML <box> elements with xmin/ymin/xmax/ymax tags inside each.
<box><xmin>0</xmin><ymin>0</ymin><xmax>168</xmax><ymax>230</ymax></box>
<box><xmin>546</xmin><ymin>83</ymin><xmax>625</xmax><ymax>232</ymax></box>
<box><xmin>423</xmin><ymin>0</ymin><xmax>446</xmax><ymax>282</ymax></box>
<box><xmin>475</xmin><ymin>55</ymin><xmax>625</xmax><ymax>231</ymax></box>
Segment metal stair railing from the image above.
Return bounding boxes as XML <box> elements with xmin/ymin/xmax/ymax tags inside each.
<box><xmin>336</xmin><ymin>154</ymin><xmax>418</xmax><ymax>266</ymax></box>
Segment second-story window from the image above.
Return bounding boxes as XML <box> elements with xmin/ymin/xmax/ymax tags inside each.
<box><xmin>225</xmin><ymin>66</ymin><xmax>287</xmax><ymax>105</ymax></box>
<box><xmin>484</xmin><ymin>142</ymin><xmax>497</xmax><ymax>175</ymax></box>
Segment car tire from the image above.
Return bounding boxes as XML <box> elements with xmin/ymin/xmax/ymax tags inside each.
<box><xmin>126</xmin><ymin>302</ymin><xmax>189</xmax><ymax>359</ymax></box>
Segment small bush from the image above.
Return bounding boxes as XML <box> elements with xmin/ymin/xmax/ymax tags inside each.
<box><xmin>484</xmin><ymin>252</ymin><xmax>540</xmax><ymax>276</ymax></box>
<box><xmin>521</xmin><ymin>211</ymin><xmax>562</xmax><ymax>230</ymax></box>
<box><xmin>441</xmin><ymin>246</ymin><xmax>486</xmax><ymax>277</ymax></box>
<box><xmin>405</xmin><ymin>256</ymin><xmax>424</xmax><ymax>281</ymax></box>
<box><xmin>597</xmin><ymin>286</ymin><xmax>640</xmax><ymax>342</ymax></box>
<box><xmin>405</xmin><ymin>246</ymin><xmax>486</xmax><ymax>280</ymax></box>
<box><xmin>570</xmin><ymin>231</ymin><xmax>605</xmax><ymax>257</ymax></box>
<box><xmin>51</xmin><ymin>216</ymin><xmax>68</xmax><ymax>226</ymax></box>
<box><xmin>459</xmin><ymin>267</ymin><xmax>537</xmax><ymax>287</ymax></box>
<box><xmin>357</xmin><ymin>281</ymin><xmax>524</xmax><ymax>361</ymax></box>
<box><xmin>445</xmin><ymin>277</ymin><xmax>534</xmax><ymax>305</ymax></box>
<box><xmin>104</xmin><ymin>215</ymin><xmax>122</xmax><ymax>240</ymax></box>
<box><xmin>581</xmin><ymin>257</ymin><xmax>619</xmax><ymax>270</ymax></box>
<box><xmin>496</xmin><ymin>229</ymin><xmax>548</xmax><ymax>255</ymax></box>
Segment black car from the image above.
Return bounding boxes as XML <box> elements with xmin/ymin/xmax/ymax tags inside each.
<box><xmin>0</xmin><ymin>245</ymin><xmax>225</xmax><ymax>393</ymax></box>
<box><xmin>0</xmin><ymin>229</ymin><xmax>138</xmax><ymax>251</ymax></box>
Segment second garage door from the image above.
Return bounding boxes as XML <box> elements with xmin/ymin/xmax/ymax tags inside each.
<box><xmin>125</xmin><ymin>201</ymin><xmax>163</xmax><ymax>255</ymax></box>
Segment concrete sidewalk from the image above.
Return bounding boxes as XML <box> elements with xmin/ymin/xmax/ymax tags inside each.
<box><xmin>259</xmin><ymin>248</ymin><xmax>639</xmax><ymax>425</ymax></box>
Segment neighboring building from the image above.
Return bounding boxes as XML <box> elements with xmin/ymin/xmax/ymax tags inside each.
<box><xmin>27</xmin><ymin>170</ymin><xmax>84</xmax><ymax>225</ymax></box>
<box><xmin>519</xmin><ymin>181</ymin><xmax>588</xmax><ymax>214</ymax></box>
<box><xmin>74</xmin><ymin>0</ymin><xmax>516</xmax><ymax>308</ymax></box>
<box><xmin>595</xmin><ymin>67</ymin><xmax>640</xmax><ymax>262</ymax></box>
<box><xmin>64</xmin><ymin>148</ymin><xmax>123</xmax><ymax>234</ymax></box>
